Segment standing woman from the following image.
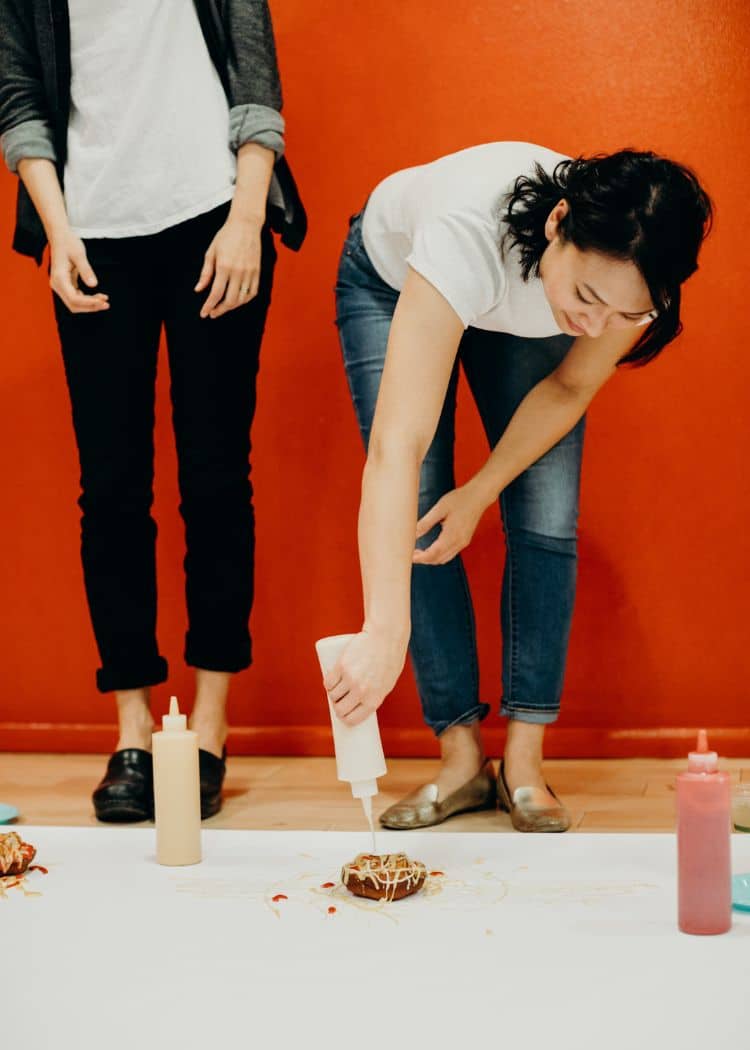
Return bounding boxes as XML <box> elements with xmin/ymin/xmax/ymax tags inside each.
<box><xmin>0</xmin><ymin>0</ymin><xmax>305</xmax><ymax>821</ymax></box>
<box><xmin>332</xmin><ymin>142</ymin><xmax>711</xmax><ymax>831</ymax></box>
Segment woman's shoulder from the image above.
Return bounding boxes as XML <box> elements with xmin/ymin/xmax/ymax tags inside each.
<box><xmin>432</xmin><ymin>140</ymin><xmax>571</xmax><ymax>173</ymax></box>
<box><xmin>412</xmin><ymin>142</ymin><xmax>571</xmax><ymax>225</ymax></box>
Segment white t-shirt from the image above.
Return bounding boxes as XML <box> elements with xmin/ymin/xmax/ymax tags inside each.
<box><xmin>64</xmin><ymin>0</ymin><xmax>236</xmax><ymax>238</ymax></box>
<box><xmin>362</xmin><ymin>142</ymin><xmax>570</xmax><ymax>336</ymax></box>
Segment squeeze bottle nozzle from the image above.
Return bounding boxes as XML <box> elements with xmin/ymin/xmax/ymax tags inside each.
<box><xmin>687</xmin><ymin>728</ymin><xmax>719</xmax><ymax>773</ymax></box>
<box><xmin>162</xmin><ymin>695</ymin><xmax>187</xmax><ymax>731</ymax></box>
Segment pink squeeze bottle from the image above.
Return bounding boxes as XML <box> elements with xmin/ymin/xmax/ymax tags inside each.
<box><xmin>676</xmin><ymin>729</ymin><xmax>732</xmax><ymax>935</ymax></box>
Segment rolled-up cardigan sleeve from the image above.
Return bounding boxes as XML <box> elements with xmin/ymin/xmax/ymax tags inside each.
<box><xmin>0</xmin><ymin>0</ymin><xmax>57</xmax><ymax>172</ymax></box>
<box><xmin>224</xmin><ymin>0</ymin><xmax>285</xmax><ymax>158</ymax></box>
<box><xmin>229</xmin><ymin>103</ymin><xmax>285</xmax><ymax>159</ymax></box>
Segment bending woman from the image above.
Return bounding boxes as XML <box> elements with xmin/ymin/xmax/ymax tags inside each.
<box><xmin>332</xmin><ymin>142</ymin><xmax>711</xmax><ymax>831</ymax></box>
<box><xmin>0</xmin><ymin>0</ymin><xmax>305</xmax><ymax>821</ymax></box>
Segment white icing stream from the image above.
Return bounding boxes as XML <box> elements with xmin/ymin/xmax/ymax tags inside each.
<box><xmin>360</xmin><ymin>796</ymin><xmax>377</xmax><ymax>852</ymax></box>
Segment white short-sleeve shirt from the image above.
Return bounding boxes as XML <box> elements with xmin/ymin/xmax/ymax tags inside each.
<box><xmin>64</xmin><ymin>0</ymin><xmax>236</xmax><ymax>238</ymax></box>
<box><xmin>362</xmin><ymin>142</ymin><xmax>571</xmax><ymax>336</ymax></box>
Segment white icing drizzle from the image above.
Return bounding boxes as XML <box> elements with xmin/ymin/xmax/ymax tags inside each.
<box><xmin>341</xmin><ymin>853</ymin><xmax>427</xmax><ymax>902</ymax></box>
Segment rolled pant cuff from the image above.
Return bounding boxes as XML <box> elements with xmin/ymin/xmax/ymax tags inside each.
<box><xmin>431</xmin><ymin>702</ymin><xmax>491</xmax><ymax>737</ymax></box>
<box><xmin>96</xmin><ymin>656</ymin><xmax>169</xmax><ymax>694</ymax></box>
<box><xmin>185</xmin><ymin>638</ymin><xmax>252</xmax><ymax>674</ymax></box>
<box><xmin>500</xmin><ymin>702</ymin><xmax>559</xmax><ymax>726</ymax></box>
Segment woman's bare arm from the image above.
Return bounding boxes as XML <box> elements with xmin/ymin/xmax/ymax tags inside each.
<box><xmin>195</xmin><ymin>142</ymin><xmax>275</xmax><ymax>318</ymax></box>
<box><xmin>359</xmin><ymin>271</ymin><xmax>464</xmax><ymax>636</ymax></box>
<box><xmin>414</xmin><ymin>326</ymin><xmax>642</xmax><ymax>565</ymax></box>
<box><xmin>325</xmin><ymin>267</ymin><xmax>464</xmax><ymax>724</ymax></box>
<box><xmin>17</xmin><ymin>157</ymin><xmax>108</xmax><ymax>312</ymax></box>
<box><xmin>467</xmin><ymin>327</ymin><xmax>641</xmax><ymax>509</ymax></box>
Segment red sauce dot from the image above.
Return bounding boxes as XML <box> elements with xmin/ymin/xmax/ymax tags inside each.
<box><xmin>28</xmin><ymin>865</ymin><xmax>48</xmax><ymax>875</ymax></box>
<box><xmin>429</xmin><ymin>871</ymin><xmax>444</xmax><ymax>877</ymax></box>
<box><xmin>327</xmin><ymin>906</ymin><xmax>337</xmax><ymax>915</ymax></box>
<box><xmin>321</xmin><ymin>882</ymin><xmax>335</xmax><ymax>889</ymax></box>
<box><xmin>271</xmin><ymin>894</ymin><xmax>288</xmax><ymax>902</ymax></box>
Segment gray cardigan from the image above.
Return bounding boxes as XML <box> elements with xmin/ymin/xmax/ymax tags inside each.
<box><xmin>0</xmin><ymin>0</ymin><xmax>306</xmax><ymax>258</ymax></box>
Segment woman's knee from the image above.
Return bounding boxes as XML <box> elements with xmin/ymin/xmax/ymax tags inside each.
<box><xmin>417</xmin><ymin>454</ymin><xmax>455</xmax><ymax>517</ymax></box>
<box><xmin>504</xmin><ymin>523</ymin><xmax>577</xmax><ymax>558</ymax></box>
<box><xmin>78</xmin><ymin>475</ymin><xmax>155</xmax><ymax>524</ymax></box>
<box><xmin>503</xmin><ymin>433</ymin><xmax>584</xmax><ymax>539</ymax></box>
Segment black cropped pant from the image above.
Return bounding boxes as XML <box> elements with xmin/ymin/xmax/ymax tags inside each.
<box><xmin>53</xmin><ymin>203</ymin><xmax>276</xmax><ymax>693</ymax></box>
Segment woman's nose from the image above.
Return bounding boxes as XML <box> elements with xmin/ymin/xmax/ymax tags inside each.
<box><xmin>584</xmin><ymin>319</ymin><xmax>605</xmax><ymax>337</ymax></box>
<box><xmin>580</xmin><ymin>308</ymin><xmax>607</xmax><ymax>338</ymax></box>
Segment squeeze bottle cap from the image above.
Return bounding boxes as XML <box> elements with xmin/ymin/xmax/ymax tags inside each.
<box><xmin>162</xmin><ymin>696</ymin><xmax>187</xmax><ymax>732</ymax></box>
<box><xmin>688</xmin><ymin>728</ymin><xmax>718</xmax><ymax>773</ymax></box>
<box><xmin>350</xmin><ymin>778</ymin><xmax>378</xmax><ymax>800</ymax></box>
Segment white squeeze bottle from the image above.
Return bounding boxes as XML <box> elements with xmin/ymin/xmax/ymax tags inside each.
<box><xmin>152</xmin><ymin>696</ymin><xmax>202</xmax><ymax>866</ymax></box>
<box><xmin>315</xmin><ymin>634</ymin><xmax>387</xmax><ymax>848</ymax></box>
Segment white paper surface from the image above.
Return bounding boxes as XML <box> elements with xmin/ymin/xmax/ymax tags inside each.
<box><xmin>4</xmin><ymin>827</ymin><xmax>749</xmax><ymax>1050</ymax></box>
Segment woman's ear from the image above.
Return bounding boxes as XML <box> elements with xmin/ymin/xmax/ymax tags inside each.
<box><xmin>544</xmin><ymin>198</ymin><xmax>569</xmax><ymax>242</ymax></box>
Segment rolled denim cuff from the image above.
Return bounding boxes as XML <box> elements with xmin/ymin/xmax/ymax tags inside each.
<box><xmin>1</xmin><ymin>118</ymin><xmax>57</xmax><ymax>173</ymax></box>
<box><xmin>431</xmin><ymin>702</ymin><xmax>491</xmax><ymax>737</ymax></box>
<box><xmin>500</xmin><ymin>703</ymin><xmax>560</xmax><ymax>725</ymax></box>
<box><xmin>229</xmin><ymin>103</ymin><xmax>285</xmax><ymax>159</ymax></box>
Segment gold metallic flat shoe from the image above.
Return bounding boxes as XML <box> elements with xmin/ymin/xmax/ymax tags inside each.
<box><xmin>496</xmin><ymin>758</ymin><xmax>571</xmax><ymax>833</ymax></box>
<box><xmin>379</xmin><ymin>758</ymin><xmax>497</xmax><ymax>830</ymax></box>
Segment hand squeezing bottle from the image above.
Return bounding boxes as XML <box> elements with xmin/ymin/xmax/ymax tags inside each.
<box><xmin>315</xmin><ymin>634</ymin><xmax>387</xmax><ymax>847</ymax></box>
<box><xmin>676</xmin><ymin>729</ymin><xmax>732</xmax><ymax>934</ymax></box>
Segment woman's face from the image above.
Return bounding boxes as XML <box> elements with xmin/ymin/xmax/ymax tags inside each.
<box><xmin>540</xmin><ymin>200</ymin><xmax>656</xmax><ymax>338</ymax></box>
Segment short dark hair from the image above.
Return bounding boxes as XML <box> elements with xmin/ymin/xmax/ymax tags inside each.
<box><xmin>502</xmin><ymin>150</ymin><xmax>713</xmax><ymax>366</ymax></box>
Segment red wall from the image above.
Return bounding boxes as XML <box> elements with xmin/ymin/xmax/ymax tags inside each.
<box><xmin>1</xmin><ymin>1</ymin><xmax>748</xmax><ymax>757</ymax></box>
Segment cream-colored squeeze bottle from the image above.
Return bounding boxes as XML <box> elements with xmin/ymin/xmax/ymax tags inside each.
<box><xmin>152</xmin><ymin>696</ymin><xmax>201</xmax><ymax>866</ymax></box>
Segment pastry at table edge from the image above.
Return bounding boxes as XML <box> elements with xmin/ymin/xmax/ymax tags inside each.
<box><xmin>341</xmin><ymin>853</ymin><xmax>427</xmax><ymax>901</ymax></box>
<box><xmin>0</xmin><ymin>831</ymin><xmax>37</xmax><ymax>876</ymax></box>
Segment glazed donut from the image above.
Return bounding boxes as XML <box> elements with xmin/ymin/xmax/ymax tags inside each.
<box><xmin>0</xmin><ymin>832</ymin><xmax>36</xmax><ymax>877</ymax></box>
<box><xmin>341</xmin><ymin>853</ymin><xmax>427</xmax><ymax>901</ymax></box>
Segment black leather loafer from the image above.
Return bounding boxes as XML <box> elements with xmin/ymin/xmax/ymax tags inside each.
<box><xmin>199</xmin><ymin>748</ymin><xmax>226</xmax><ymax>819</ymax></box>
<box><xmin>92</xmin><ymin>748</ymin><xmax>154</xmax><ymax>823</ymax></box>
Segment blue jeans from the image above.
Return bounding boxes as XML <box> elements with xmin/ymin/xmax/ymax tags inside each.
<box><xmin>335</xmin><ymin>212</ymin><xmax>585</xmax><ymax>733</ymax></box>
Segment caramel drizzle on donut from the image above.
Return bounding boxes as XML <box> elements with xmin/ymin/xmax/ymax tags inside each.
<box><xmin>341</xmin><ymin>853</ymin><xmax>427</xmax><ymax>902</ymax></box>
<box><xmin>0</xmin><ymin>832</ymin><xmax>36</xmax><ymax>877</ymax></box>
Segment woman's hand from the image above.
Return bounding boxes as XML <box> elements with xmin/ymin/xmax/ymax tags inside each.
<box><xmin>195</xmin><ymin>216</ymin><xmax>262</xmax><ymax>319</ymax></box>
<box><xmin>49</xmin><ymin>231</ymin><xmax>109</xmax><ymax>314</ymax></box>
<box><xmin>323</xmin><ymin>629</ymin><xmax>408</xmax><ymax>726</ymax></box>
<box><xmin>412</xmin><ymin>480</ymin><xmax>491</xmax><ymax>566</ymax></box>
<box><xmin>14</xmin><ymin>159</ymin><xmax>106</xmax><ymax>315</ymax></box>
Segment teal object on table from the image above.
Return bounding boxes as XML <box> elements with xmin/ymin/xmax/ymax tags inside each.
<box><xmin>0</xmin><ymin>803</ymin><xmax>19</xmax><ymax>823</ymax></box>
<box><xmin>732</xmin><ymin>873</ymin><xmax>750</xmax><ymax>913</ymax></box>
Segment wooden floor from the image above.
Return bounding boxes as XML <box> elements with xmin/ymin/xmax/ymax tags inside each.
<box><xmin>2</xmin><ymin>753</ymin><xmax>749</xmax><ymax>832</ymax></box>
